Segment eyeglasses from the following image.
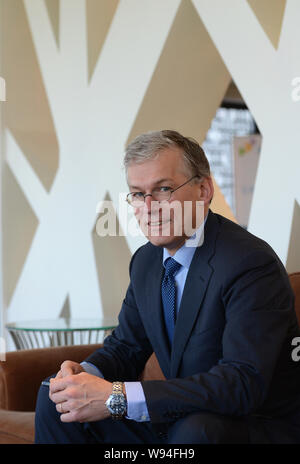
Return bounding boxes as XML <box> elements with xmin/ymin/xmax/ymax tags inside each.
<box><xmin>126</xmin><ymin>175</ymin><xmax>200</xmax><ymax>207</ymax></box>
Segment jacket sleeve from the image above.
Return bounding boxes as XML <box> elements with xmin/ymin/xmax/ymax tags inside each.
<box><xmin>141</xmin><ymin>251</ymin><xmax>296</xmax><ymax>423</ymax></box>
<box><xmin>84</xmin><ymin>250</ymin><xmax>153</xmax><ymax>381</ymax></box>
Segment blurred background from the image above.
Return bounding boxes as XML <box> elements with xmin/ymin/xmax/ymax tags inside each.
<box><xmin>0</xmin><ymin>0</ymin><xmax>299</xmax><ymax>351</ymax></box>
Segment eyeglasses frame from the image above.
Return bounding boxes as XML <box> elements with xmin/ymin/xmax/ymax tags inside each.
<box><xmin>126</xmin><ymin>175</ymin><xmax>201</xmax><ymax>206</ymax></box>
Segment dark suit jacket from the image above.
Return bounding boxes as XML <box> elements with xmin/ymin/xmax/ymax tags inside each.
<box><xmin>86</xmin><ymin>210</ymin><xmax>300</xmax><ymax>432</ymax></box>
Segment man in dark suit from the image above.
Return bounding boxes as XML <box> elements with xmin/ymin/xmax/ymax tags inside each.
<box><xmin>35</xmin><ymin>130</ymin><xmax>300</xmax><ymax>444</ymax></box>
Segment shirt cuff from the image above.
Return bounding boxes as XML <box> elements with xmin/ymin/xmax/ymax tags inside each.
<box><xmin>81</xmin><ymin>364</ymin><xmax>150</xmax><ymax>422</ymax></box>
<box><xmin>81</xmin><ymin>361</ymin><xmax>104</xmax><ymax>378</ymax></box>
<box><xmin>124</xmin><ymin>382</ymin><xmax>150</xmax><ymax>422</ymax></box>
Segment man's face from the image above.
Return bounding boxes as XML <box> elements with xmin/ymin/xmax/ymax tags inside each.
<box><xmin>127</xmin><ymin>146</ymin><xmax>209</xmax><ymax>254</ymax></box>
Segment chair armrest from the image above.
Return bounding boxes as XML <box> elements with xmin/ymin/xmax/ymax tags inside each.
<box><xmin>0</xmin><ymin>344</ymin><xmax>101</xmax><ymax>412</ymax></box>
<box><xmin>140</xmin><ymin>353</ymin><xmax>165</xmax><ymax>381</ymax></box>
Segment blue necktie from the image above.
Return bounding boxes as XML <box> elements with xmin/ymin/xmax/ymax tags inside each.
<box><xmin>161</xmin><ymin>257</ymin><xmax>182</xmax><ymax>345</ymax></box>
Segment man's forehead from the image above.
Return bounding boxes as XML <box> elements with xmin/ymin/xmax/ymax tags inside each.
<box><xmin>127</xmin><ymin>149</ymin><xmax>186</xmax><ymax>186</ymax></box>
<box><xmin>128</xmin><ymin>177</ymin><xmax>175</xmax><ymax>190</ymax></box>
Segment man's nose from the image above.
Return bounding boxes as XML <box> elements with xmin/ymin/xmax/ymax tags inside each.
<box><xmin>144</xmin><ymin>194</ymin><xmax>153</xmax><ymax>211</ymax></box>
<box><xmin>144</xmin><ymin>195</ymin><xmax>162</xmax><ymax>217</ymax></box>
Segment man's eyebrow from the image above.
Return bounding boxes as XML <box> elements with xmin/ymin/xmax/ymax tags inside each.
<box><xmin>129</xmin><ymin>178</ymin><xmax>174</xmax><ymax>190</ymax></box>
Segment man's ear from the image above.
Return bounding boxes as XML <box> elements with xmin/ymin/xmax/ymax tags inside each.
<box><xmin>199</xmin><ymin>177</ymin><xmax>214</xmax><ymax>204</ymax></box>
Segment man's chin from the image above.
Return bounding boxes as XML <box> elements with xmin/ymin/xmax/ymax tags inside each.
<box><xmin>146</xmin><ymin>234</ymin><xmax>185</xmax><ymax>250</ymax></box>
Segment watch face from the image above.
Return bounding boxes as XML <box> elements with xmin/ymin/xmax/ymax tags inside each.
<box><xmin>106</xmin><ymin>394</ymin><xmax>127</xmax><ymax>415</ymax></box>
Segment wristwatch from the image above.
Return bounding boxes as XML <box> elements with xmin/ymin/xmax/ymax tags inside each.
<box><xmin>105</xmin><ymin>382</ymin><xmax>127</xmax><ymax>420</ymax></box>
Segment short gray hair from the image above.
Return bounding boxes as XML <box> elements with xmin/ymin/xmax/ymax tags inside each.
<box><xmin>124</xmin><ymin>130</ymin><xmax>210</xmax><ymax>179</ymax></box>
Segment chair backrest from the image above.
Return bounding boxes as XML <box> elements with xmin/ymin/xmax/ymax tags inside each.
<box><xmin>289</xmin><ymin>272</ymin><xmax>300</xmax><ymax>326</ymax></box>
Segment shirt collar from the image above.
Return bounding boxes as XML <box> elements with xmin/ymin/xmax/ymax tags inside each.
<box><xmin>163</xmin><ymin>214</ymin><xmax>208</xmax><ymax>269</ymax></box>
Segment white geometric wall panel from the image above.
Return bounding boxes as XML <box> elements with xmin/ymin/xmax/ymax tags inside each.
<box><xmin>5</xmin><ymin>0</ymin><xmax>182</xmax><ymax>324</ymax></box>
<box><xmin>2</xmin><ymin>0</ymin><xmax>299</xmax><ymax>345</ymax></box>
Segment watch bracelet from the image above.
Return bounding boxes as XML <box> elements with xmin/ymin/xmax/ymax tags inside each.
<box><xmin>109</xmin><ymin>381</ymin><xmax>127</xmax><ymax>419</ymax></box>
<box><xmin>112</xmin><ymin>381</ymin><xmax>124</xmax><ymax>395</ymax></box>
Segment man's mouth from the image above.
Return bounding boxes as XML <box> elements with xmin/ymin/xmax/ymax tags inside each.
<box><xmin>147</xmin><ymin>219</ymin><xmax>171</xmax><ymax>226</ymax></box>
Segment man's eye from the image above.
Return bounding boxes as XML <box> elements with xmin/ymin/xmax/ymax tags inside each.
<box><xmin>159</xmin><ymin>186</ymin><xmax>171</xmax><ymax>192</ymax></box>
<box><xmin>132</xmin><ymin>192</ymin><xmax>144</xmax><ymax>198</ymax></box>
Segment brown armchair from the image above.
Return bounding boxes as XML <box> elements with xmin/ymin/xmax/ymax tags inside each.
<box><xmin>0</xmin><ymin>343</ymin><xmax>164</xmax><ymax>443</ymax></box>
<box><xmin>1</xmin><ymin>272</ymin><xmax>299</xmax><ymax>444</ymax></box>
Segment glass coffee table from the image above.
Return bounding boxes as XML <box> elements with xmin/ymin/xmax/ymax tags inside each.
<box><xmin>6</xmin><ymin>317</ymin><xmax>118</xmax><ymax>350</ymax></box>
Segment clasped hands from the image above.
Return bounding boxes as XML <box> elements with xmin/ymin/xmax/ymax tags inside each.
<box><xmin>48</xmin><ymin>360</ymin><xmax>112</xmax><ymax>423</ymax></box>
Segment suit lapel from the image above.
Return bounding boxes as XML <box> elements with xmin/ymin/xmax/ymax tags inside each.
<box><xmin>142</xmin><ymin>246</ymin><xmax>172</xmax><ymax>378</ymax></box>
<box><xmin>170</xmin><ymin>210</ymin><xmax>220</xmax><ymax>377</ymax></box>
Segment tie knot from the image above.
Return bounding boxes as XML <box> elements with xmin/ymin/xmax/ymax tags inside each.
<box><xmin>164</xmin><ymin>257</ymin><xmax>181</xmax><ymax>277</ymax></box>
